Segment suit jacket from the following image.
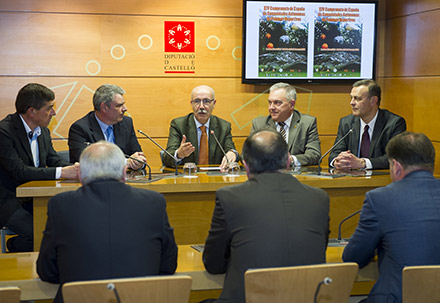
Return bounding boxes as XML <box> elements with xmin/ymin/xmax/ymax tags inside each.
<box><xmin>203</xmin><ymin>172</ymin><xmax>329</xmax><ymax>303</ymax></box>
<box><xmin>250</xmin><ymin>110</ymin><xmax>321</xmax><ymax>165</ymax></box>
<box><xmin>328</xmin><ymin>109</ymin><xmax>406</xmax><ymax>169</ymax></box>
<box><xmin>343</xmin><ymin>170</ymin><xmax>440</xmax><ymax>303</ymax></box>
<box><xmin>37</xmin><ymin>179</ymin><xmax>178</xmax><ymax>303</ymax></box>
<box><xmin>164</xmin><ymin>113</ymin><xmax>236</xmax><ymax>167</ymax></box>
<box><xmin>0</xmin><ymin>113</ymin><xmax>69</xmax><ymax>226</ymax></box>
<box><xmin>68</xmin><ymin>111</ymin><xmax>142</xmax><ymax>162</ymax></box>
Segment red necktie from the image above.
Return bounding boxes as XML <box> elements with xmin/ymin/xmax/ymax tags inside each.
<box><xmin>199</xmin><ymin>126</ymin><xmax>209</xmax><ymax>165</ymax></box>
<box><xmin>360</xmin><ymin>125</ymin><xmax>370</xmax><ymax>158</ymax></box>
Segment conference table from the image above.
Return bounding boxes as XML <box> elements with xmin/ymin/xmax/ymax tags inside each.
<box><xmin>16</xmin><ymin>167</ymin><xmax>392</xmax><ymax>251</ymax></box>
<box><xmin>0</xmin><ymin>245</ymin><xmax>377</xmax><ymax>301</ymax></box>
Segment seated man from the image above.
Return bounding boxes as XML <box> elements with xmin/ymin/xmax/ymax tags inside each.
<box><xmin>37</xmin><ymin>141</ymin><xmax>178</xmax><ymax>303</ymax></box>
<box><xmin>164</xmin><ymin>85</ymin><xmax>238</xmax><ymax>170</ymax></box>
<box><xmin>203</xmin><ymin>130</ymin><xmax>329</xmax><ymax>303</ymax></box>
<box><xmin>251</xmin><ymin>82</ymin><xmax>321</xmax><ymax>166</ymax></box>
<box><xmin>0</xmin><ymin>83</ymin><xmax>78</xmax><ymax>252</ymax></box>
<box><xmin>343</xmin><ymin>132</ymin><xmax>440</xmax><ymax>302</ymax></box>
<box><xmin>329</xmin><ymin>80</ymin><xmax>406</xmax><ymax>170</ymax></box>
<box><xmin>68</xmin><ymin>84</ymin><xmax>146</xmax><ymax>170</ymax></box>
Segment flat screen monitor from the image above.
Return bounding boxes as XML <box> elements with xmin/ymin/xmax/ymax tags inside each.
<box><xmin>242</xmin><ymin>0</ymin><xmax>378</xmax><ymax>84</ymax></box>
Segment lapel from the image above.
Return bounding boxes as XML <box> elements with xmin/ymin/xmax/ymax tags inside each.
<box><xmin>287</xmin><ymin>111</ymin><xmax>300</xmax><ymax>151</ymax></box>
<box><xmin>113</xmin><ymin>120</ymin><xmax>125</xmax><ymax>147</ymax></box>
<box><xmin>370</xmin><ymin>109</ymin><xmax>385</xmax><ymax>155</ymax></box>
<box><xmin>89</xmin><ymin>113</ymin><xmax>106</xmax><ymax>142</ymax></box>
<box><xmin>209</xmin><ymin>116</ymin><xmax>219</xmax><ymax>162</ymax></box>
<box><xmin>351</xmin><ymin>117</ymin><xmax>361</xmax><ymax>157</ymax></box>
<box><xmin>265</xmin><ymin>116</ymin><xmax>277</xmax><ymax>131</ymax></box>
<box><xmin>12</xmin><ymin>113</ymin><xmax>34</xmax><ymax>165</ymax></box>
<box><xmin>186</xmin><ymin>114</ymin><xmax>198</xmax><ymax>162</ymax></box>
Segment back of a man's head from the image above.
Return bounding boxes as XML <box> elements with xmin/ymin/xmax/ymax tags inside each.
<box><xmin>386</xmin><ymin>131</ymin><xmax>435</xmax><ymax>173</ymax></box>
<box><xmin>79</xmin><ymin>141</ymin><xmax>126</xmax><ymax>185</ymax></box>
<box><xmin>242</xmin><ymin>130</ymin><xmax>289</xmax><ymax>175</ymax></box>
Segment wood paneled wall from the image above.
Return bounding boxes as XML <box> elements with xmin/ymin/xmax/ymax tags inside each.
<box><xmin>381</xmin><ymin>0</ymin><xmax>440</xmax><ymax>173</ymax></box>
<box><xmin>2</xmin><ymin>0</ymin><xmax>437</xmax><ymax>173</ymax></box>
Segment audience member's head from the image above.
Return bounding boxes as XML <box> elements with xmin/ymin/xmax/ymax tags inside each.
<box><xmin>242</xmin><ymin>130</ymin><xmax>289</xmax><ymax>176</ymax></box>
<box><xmin>190</xmin><ymin>85</ymin><xmax>216</xmax><ymax>124</ymax></box>
<box><xmin>79</xmin><ymin>141</ymin><xmax>126</xmax><ymax>185</ymax></box>
<box><xmin>268</xmin><ymin>82</ymin><xmax>296</xmax><ymax>123</ymax></box>
<box><xmin>386</xmin><ymin>132</ymin><xmax>435</xmax><ymax>180</ymax></box>
<box><xmin>15</xmin><ymin>83</ymin><xmax>55</xmax><ymax>114</ymax></box>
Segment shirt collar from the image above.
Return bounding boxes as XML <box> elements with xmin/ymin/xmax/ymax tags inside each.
<box><xmin>360</xmin><ymin>110</ymin><xmax>378</xmax><ymax>131</ymax></box>
<box><xmin>278</xmin><ymin>113</ymin><xmax>293</xmax><ymax>128</ymax></box>
<box><xmin>194</xmin><ymin>116</ymin><xmax>210</xmax><ymax>129</ymax></box>
<box><xmin>19</xmin><ymin>114</ymin><xmax>41</xmax><ymax>138</ymax></box>
<box><xmin>95</xmin><ymin>113</ymin><xmax>113</xmax><ymax>132</ymax></box>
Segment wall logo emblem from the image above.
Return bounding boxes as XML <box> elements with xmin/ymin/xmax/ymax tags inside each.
<box><xmin>164</xmin><ymin>21</ymin><xmax>195</xmax><ymax>52</ymax></box>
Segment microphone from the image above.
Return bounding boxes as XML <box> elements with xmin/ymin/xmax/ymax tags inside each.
<box><xmin>107</xmin><ymin>283</ymin><xmax>122</xmax><ymax>303</ymax></box>
<box><xmin>337</xmin><ymin>209</ymin><xmax>361</xmax><ymax>242</ymax></box>
<box><xmin>210</xmin><ymin>130</ymin><xmax>230</xmax><ymax>166</ymax></box>
<box><xmin>137</xmin><ymin>130</ymin><xmax>178</xmax><ymax>176</ymax></box>
<box><xmin>318</xmin><ymin>129</ymin><xmax>353</xmax><ymax>175</ymax></box>
<box><xmin>314</xmin><ymin>277</ymin><xmax>332</xmax><ymax>303</ymax></box>
<box><xmin>125</xmin><ymin>154</ymin><xmax>151</xmax><ymax>180</ymax></box>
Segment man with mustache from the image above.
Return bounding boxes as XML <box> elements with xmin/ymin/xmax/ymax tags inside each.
<box><xmin>68</xmin><ymin>84</ymin><xmax>146</xmax><ymax>170</ymax></box>
<box><xmin>251</xmin><ymin>82</ymin><xmax>321</xmax><ymax>166</ymax></box>
<box><xmin>329</xmin><ymin>80</ymin><xmax>406</xmax><ymax>170</ymax></box>
<box><xmin>164</xmin><ymin>85</ymin><xmax>238</xmax><ymax>170</ymax></box>
<box><xmin>0</xmin><ymin>83</ymin><xmax>79</xmax><ymax>252</ymax></box>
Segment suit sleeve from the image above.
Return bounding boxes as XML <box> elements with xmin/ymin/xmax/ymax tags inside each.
<box><xmin>68</xmin><ymin>121</ymin><xmax>88</xmax><ymax>163</ymax></box>
<box><xmin>37</xmin><ymin>198</ymin><xmax>60</xmax><ymax>284</ymax></box>
<box><xmin>0</xmin><ymin>125</ymin><xmax>57</xmax><ymax>184</ymax></box>
<box><xmin>159</xmin><ymin>197</ymin><xmax>178</xmax><ymax>274</ymax></box>
<box><xmin>295</xmin><ymin>116</ymin><xmax>321</xmax><ymax>166</ymax></box>
<box><xmin>342</xmin><ymin>192</ymin><xmax>381</xmax><ymax>268</ymax></box>
<box><xmin>164</xmin><ymin>119</ymin><xmax>183</xmax><ymax>167</ymax></box>
<box><xmin>203</xmin><ymin>193</ymin><xmax>231</xmax><ymax>274</ymax></box>
<box><xmin>369</xmin><ymin>116</ymin><xmax>406</xmax><ymax>169</ymax></box>
<box><xmin>328</xmin><ymin>118</ymin><xmax>350</xmax><ymax>166</ymax></box>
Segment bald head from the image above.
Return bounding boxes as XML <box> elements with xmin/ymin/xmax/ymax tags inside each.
<box><xmin>79</xmin><ymin>141</ymin><xmax>126</xmax><ymax>185</ymax></box>
<box><xmin>243</xmin><ymin>130</ymin><xmax>289</xmax><ymax>175</ymax></box>
<box><xmin>190</xmin><ymin>85</ymin><xmax>216</xmax><ymax>124</ymax></box>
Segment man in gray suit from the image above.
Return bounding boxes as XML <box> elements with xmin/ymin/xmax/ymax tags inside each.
<box><xmin>251</xmin><ymin>82</ymin><xmax>321</xmax><ymax>166</ymax></box>
<box><xmin>343</xmin><ymin>132</ymin><xmax>440</xmax><ymax>302</ymax></box>
<box><xmin>203</xmin><ymin>130</ymin><xmax>329</xmax><ymax>303</ymax></box>
<box><xmin>164</xmin><ymin>85</ymin><xmax>238</xmax><ymax>170</ymax></box>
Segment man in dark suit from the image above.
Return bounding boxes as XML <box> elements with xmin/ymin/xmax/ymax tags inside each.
<box><xmin>343</xmin><ymin>132</ymin><xmax>440</xmax><ymax>302</ymax></box>
<box><xmin>68</xmin><ymin>84</ymin><xmax>146</xmax><ymax>169</ymax></box>
<box><xmin>164</xmin><ymin>85</ymin><xmax>237</xmax><ymax>170</ymax></box>
<box><xmin>203</xmin><ymin>130</ymin><xmax>329</xmax><ymax>303</ymax></box>
<box><xmin>329</xmin><ymin>80</ymin><xmax>406</xmax><ymax>170</ymax></box>
<box><xmin>0</xmin><ymin>83</ymin><xmax>78</xmax><ymax>252</ymax></box>
<box><xmin>251</xmin><ymin>82</ymin><xmax>321</xmax><ymax>166</ymax></box>
<box><xmin>37</xmin><ymin>141</ymin><xmax>178</xmax><ymax>303</ymax></box>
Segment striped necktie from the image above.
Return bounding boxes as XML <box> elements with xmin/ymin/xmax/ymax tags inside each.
<box><xmin>278</xmin><ymin>121</ymin><xmax>287</xmax><ymax>143</ymax></box>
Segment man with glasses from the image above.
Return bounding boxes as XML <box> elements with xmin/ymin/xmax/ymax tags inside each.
<box><xmin>251</xmin><ymin>82</ymin><xmax>321</xmax><ymax>166</ymax></box>
<box><xmin>164</xmin><ymin>85</ymin><xmax>237</xmax><ymax>169</ymax></box>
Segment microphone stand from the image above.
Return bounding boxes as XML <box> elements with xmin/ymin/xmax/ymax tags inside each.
<box><xmin>314</xmin><ymin>277</ymin><xmax>332</xmax><ymax>303</ymax></box>
<box><xmin>210</xmin><ymin>130</ymin><xmax>230</xmax><ymax>168</ymax></box>
<box><xmin>317</xmin><ymin>129</ymin><xmax>353</xmax><ymax>175</ymax></box>
<box><xmin>125</xmin><ymin>154</ymin><xmax>151</xmax><ymax>180</ymax></box>
<box><xmin>337</xmin><ymin>209</ymin><xmax>361</xmax><ymax>242</ymax></box>
<box><xmin>107</xmin><ymin>283</ymin><xmax>122</xmax><ymax>303</ymax></box>
<box><xmin>138</xmin><ymin>130</ymin><xmax>178</xmax><ymax>176</ymax></box>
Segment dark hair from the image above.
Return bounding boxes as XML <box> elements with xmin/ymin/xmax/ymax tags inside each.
<box><xmin>353</xmin><ymin>79</ymin><xmax>381</xmax><ymax>106</ymax></box>
<box><xmin>93</xmin><ymin>84</ymin><xmax>125</xmax><ymax>111</ymax></box>
<box><xmin>242</xmin><ymin>130</ymin><xmax>288</xmax><ymax>175</ymax></box>
<box><xmin>15</xmin><ymin>83</ymin><xmax>55</xmax><ymax>114</ymax></box>
<box><xmin>386</xmin><ymin>132</ymin><xmax>435</xmax><ymax>172</ymax></box>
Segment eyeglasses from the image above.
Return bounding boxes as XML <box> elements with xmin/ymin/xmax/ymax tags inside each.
<box><xmin>191</xmin><ymin>99</ymin><xmax>214</xmax><ymax>106</ymax></box>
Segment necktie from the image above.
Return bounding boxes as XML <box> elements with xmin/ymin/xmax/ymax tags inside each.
<box><xmin>105</xmin><ymin>125</ymin><xmax>115</xmax><ymax>143</ymax></box>
<box><xmin>360</xmin><ymin>125</ymin><xmax>370</xmax><ymax>158</ymax></box>
<box><xmin>199</xmin><ymin>126</ymin><xmax>209</xmax><ymax>165</ymax></box>
<box><xmin>278</xmin><ymin>122</ymin><xmax>287</xmax><ymax>143</ymax></box>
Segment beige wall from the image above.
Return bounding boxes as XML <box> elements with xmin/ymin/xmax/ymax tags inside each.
<box><xmin>0</xmin><ymin>0</ymin><xmax>437</xmax><ymax>172</ymax></box>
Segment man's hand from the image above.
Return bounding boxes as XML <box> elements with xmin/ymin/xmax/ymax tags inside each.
<box><xmin>333</xmin><ymin>151</ymin><xmax>366</xmax><ymax>170</ymax></box>
<box><xmin>177</xmin><ymin>135</ymin><xmax>195</xmax><ymax>159</ymax></box>
<box><xmin>219</xmin><ymin>150</ymin><xmax>237</xmax><ymax>172</ymax></box>
<box><xmin>128</xmin><ymin>152</ymin><xmax>147</xmax><ymax>170</ymax></box>
<box><xmin>61</xmin><ymin>162</ymin><xmax>80</xmax><ymax>179</ymax></box>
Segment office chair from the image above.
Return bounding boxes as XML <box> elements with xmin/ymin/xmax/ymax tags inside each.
<box><xmin>62</xmin><ymin>275</ymin><xmax>192</xmax><ymax>303</ymax></box>
<box><xmin>245</xmin><ymin>262</ymin><xmax>358</xmax><ymax>303</ymax></box>
<box><xmin>0</xmin><ymin>286</ymin><xmax>20</xmax><ymax>303</ymax></box>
